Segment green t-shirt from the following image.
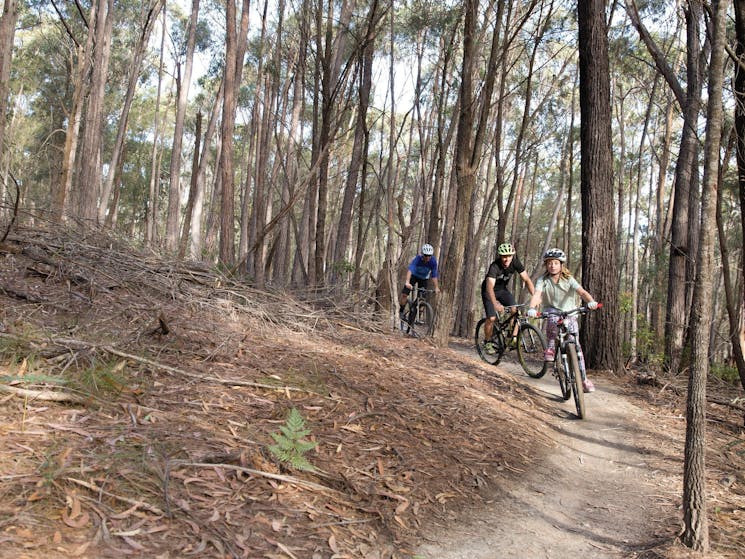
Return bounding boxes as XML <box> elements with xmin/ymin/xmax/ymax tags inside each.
<box><xmin>535</xmin><ymin>274</ymin><xmax>580</xmax><ymax>312</ymax></box>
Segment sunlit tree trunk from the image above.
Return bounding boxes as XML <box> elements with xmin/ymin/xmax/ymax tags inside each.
<box><xmin>146</xmin><ymin>4</ymin><xmax>166</xmax><ymax>246</ymax></box>
<box><xmin>166</xmin><ymin>0</ymin><xmax>200</xmax><ymax>253</ymax></box>
<box><xmin>78</xmin><ymin>0</ymin><xmax>114</xmax><ymax>223</ymax></box>
<box><xmin>219</xmin><ymin>0</ymin><xmax>249</xmax><ymax>267</ymax></box>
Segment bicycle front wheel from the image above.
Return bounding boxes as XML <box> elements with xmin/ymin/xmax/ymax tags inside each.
<box><xmin>517</xmin><ymin>323</ymin><xmax>547</xmax><ymax>378</ymax></box>
<box><xmin>475</xmin><ymin>318</ymin><xmax>501</xmax><ymax>365</ymax></box>
<box><xmin>556</xmin><ymin>350</ymin><xmax>571</xmax><ymax>401</ymax></box>
<box><xmin>567</xmin><ymin>344</ymin><xmax>586</xmax><ymax>419</ymax></box>
<box><xmin>409</xmin><ymin>300</ymin><xmax>434</xmax><ymax>338</ymax></box>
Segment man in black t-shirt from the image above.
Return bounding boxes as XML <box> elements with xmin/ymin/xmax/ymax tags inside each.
<box><xmin>481</xmin><ymin>242</ymin><xmax>536</xmax><ymax>349</ymax></box>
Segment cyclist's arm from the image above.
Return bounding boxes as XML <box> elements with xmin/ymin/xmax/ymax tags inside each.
<box><xmin>528</xmin><ymin>288</ymin><xmax>542</xmax><ymax>310</ymax></box>
<box><xmin>576</xmin><ymin>285</ymin><xmax>595</xmax><ymax>305</ymax></box>
<box><xmin>431</xmin><ymin>277</ymin><xmax>440</xmax><ymax>293</ymax></box>
<box><xmin>519</xmin><ymin>270</ymin><xmax>535</xmax><ymax>296</ymax></box>
<box><xmin>404</xmin><ymin>269</ymin><xmax>412</xmax><ymax>288</ymax></box>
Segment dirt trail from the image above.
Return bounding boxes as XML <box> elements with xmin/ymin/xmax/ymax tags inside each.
<box><xmin>415</xmin><ymin>356</ymin><xmax>683</xmax><ymax>559</ymax></box>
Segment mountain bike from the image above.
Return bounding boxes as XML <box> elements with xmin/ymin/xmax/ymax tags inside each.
<box><xmin>475</xmin><ymin>304</ymin><xmax>547</xmax><ymax>378</ymax></box>
<box><xmin>537</xmin><ymin>304</ymin><xmax>602</xmax><ymax>420</ymax></box>
<box><xmin>400</xmin><ymin>287</ymin><xmax>435</xmax><ymax>338</ymax></box>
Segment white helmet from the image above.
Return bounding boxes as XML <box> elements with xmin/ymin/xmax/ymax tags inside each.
<box><xmin>421</xmin><ymin>243</ymin><xmax>434</xmax><ymax>256</ymax></box>
<box><xmin>543</xmin><ymin>248</ymin><xmax>566</xmax><ymax>262</ymax></box>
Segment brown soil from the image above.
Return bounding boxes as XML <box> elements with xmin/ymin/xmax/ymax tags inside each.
<box><xmin>0</xmin><ymin>227</ymin><xmax>743</xmax><ymax>559</ymax></box>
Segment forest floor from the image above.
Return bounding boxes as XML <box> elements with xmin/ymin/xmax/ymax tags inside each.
<box><xmin>0</xmin><ymin>226</ymin><xmax>743</xmax><ymax>559</ymax></box>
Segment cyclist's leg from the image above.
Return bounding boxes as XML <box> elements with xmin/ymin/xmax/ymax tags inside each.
<box><xmin>544</xmin><ymin>314</ymin><xmax>559</xmax><ymax>361</ymax></box>
<box><xmin>494</xmin><ymin>288</ymin><xmax>518</xmax><ymax>337</ymax></box>
<box><xmin>480</xmin><ymin>288</ymin><xmax>499</xmax><ymax>341</ymax></box>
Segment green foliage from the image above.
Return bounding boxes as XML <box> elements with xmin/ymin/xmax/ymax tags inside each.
<box><xmin>268</xmin><ymin>408</ymin><xmax>318</xmax><ymax>472</ymax></box>
<box><xmin>619</xmin><ymin>291</ymin><xmax>633</xmax><ymax>314</ymax></box>
<box><xmin>633</xmin><ymin>317</ymin><xmax>665</xmax><ymax>368</ymax></box>
<box><xmin>710</xmin><ymin>363</ymin><xmax>740</xmax><ymax>385</ymax></box>
<box><xmin>331</xmin><ymin>259</ymin><xmax>355</xmax><ymax>275</ymax></box>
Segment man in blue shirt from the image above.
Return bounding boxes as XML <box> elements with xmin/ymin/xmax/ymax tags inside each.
<box><xmin>399</xmin><ymin>243</ymin><xmax>440</xmax><ymax>317</ymax></box>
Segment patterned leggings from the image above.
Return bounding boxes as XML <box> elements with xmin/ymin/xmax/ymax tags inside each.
<box><xmin>545</xmin><ymin>314</ymin><xmax>587</xmax><ymax>381</ymax></box>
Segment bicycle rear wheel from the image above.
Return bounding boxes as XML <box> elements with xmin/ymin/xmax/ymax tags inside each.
<box><xmin>555</xmin><ymin>350</ymin><xmax>571</xmax><ymax>401</ymax></box>
<box><xmin>517</xmin><ymin>323</ymin><xmax>547</xmax><ymax>378</ymax></box>
<box><xmin>567</xmin><ymin>344</ymin><xmax>586</xmax><ymax>419</ymax></box>
<box><xmin>475</xmin><ymin>318</ymin><xmax>502</xmax><ymax>365</ymax></box>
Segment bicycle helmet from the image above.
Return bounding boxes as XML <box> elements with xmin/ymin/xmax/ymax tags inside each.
<box><xmin>543</xmin><ymin>248</ymin><xmax>566</xmax><ymax>262</ymax></box>
<box><xmin>421</xmin><ymin>243</ymin><xmax>434</xmax><ymax>256</ymax></box>
<box><xmin>497</xmin><ymin>242</ymin><xmax>515</xmax><ymax>256</ymax></box>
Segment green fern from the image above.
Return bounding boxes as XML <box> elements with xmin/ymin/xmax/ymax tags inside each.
<box><xmin>268</xmin><ymin>408</ymin><xmax>318</xmax><ymax>472</ymax></box>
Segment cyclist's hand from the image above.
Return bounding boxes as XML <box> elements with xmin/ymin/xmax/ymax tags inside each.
<box><xmin>587</xmin><ymin>300</ymin><xmax>598</xmax><ymax>310</ymax></box>
<box><xmin>496</xmin><ymin>303</ymin><xmax>505</xmax><ymax>314</ymax></box>
<box><xmin>435</xmin><ymin>287</ymin><xmax>440</xmax><ymax>295</ymax></box>
<box><xmin>405</xmin><ymin>282</ymin><xmax>412</xmax><ymax>290</ymax></box>
<box><xmin>527</xmin><ymin>308</ymin><xmax>538</xmax><ymax>318</ymax></box>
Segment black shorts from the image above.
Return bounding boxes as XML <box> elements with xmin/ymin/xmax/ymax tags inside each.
<box><xmin>481</xmin><ymin>286</ymin><xmax>516</xmax><ymax>318</ymax></box>
<box><xmin>402</xmin><ymin>276</ymin><xmax>428</xmax><ymax>295</ymax></box>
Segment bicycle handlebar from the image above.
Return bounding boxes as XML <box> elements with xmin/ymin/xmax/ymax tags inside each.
<box><xmin>536</xmin><ymin>303</ymin><xmax>603</xmax><ymax>318</ymax></box>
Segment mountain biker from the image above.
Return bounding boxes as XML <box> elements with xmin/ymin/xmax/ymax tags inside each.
<box><xmin>399</xmin><ymin>243</ymin><xmax>440</xmax><ymax>318</ymax></box>
<box><xmin>526</xmin><ymin>248</ymin><xmax>599</xmax><ymax>393</ymax></box>
<box><xmin>481</xmin><ymin>242</ymin><xmax>536</xmax><ymax>352</ymax></box>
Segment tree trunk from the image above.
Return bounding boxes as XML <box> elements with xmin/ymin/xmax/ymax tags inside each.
<box><xmin>219</xmin><ymin>0</ymin><xmax>250</xmax><ymax>267</ymax></box>
<box><xmin>732</xmin><ymin>0</ymin><xmax>745</xmax><ymax>391</ymax></box>
<box><xmin>146</xmin><ymin>3</ymin><xmax>167</xmax><ymax>246</ymax></box>
<box><xmin>166</xmin><ymin>0</ymin><xmax>200</xmax><ymax>253</ymax></box>
<box><xmin>577</xmin><ymin>0</ymin><xmax>620</xmax><ymax>372</ymax></box>
<box><xmin>681</xmin><ymin>0</ymin><xmax>726</xmax><ymax>551</ymax></box>
<box><xmin>0</xmin><ymin>0</ymin><xmax>18</xmax><ymax>176</ymax></box>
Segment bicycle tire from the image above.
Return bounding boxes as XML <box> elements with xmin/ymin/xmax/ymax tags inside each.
<box><xmin>555</xmin><ymin>349</ymin><xmax>571</xmax><ymax>401</ymax></box>
<box><xmin>400</xmin><ymin>302</ymin><xmax>414</xmax><ymax>334</ymax></box>
<box><xmin>517</xmin><ymin>323</ymin><xmax>547</xmax><ymax>378</ymax></box>
<box><xmin>567</xmin><ymin>344</ymin><xmax>586</xmax><ymax>419</ymax></box>
<box><xmin>475</xmin><ymin>318</ymin><xmax>502</xmax><ymax>365</ymax></box>
<box><xmin>410</xmin><ymin>300</ymin><xmax>434</xmax><ymax>338</ymax></box>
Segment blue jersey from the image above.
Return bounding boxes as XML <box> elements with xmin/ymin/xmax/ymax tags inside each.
<box><xmin>408</xmin><ymin>255</ymin><xmax>438</xmax><ymax>280</ymax></box>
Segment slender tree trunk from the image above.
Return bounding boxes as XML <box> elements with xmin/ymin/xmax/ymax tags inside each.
<box><xmin>732</xmin><ymin>0</ymin><xmax>745</xmax><ymax>391</ymax></box>
<box><xmin>166</xmin><ymin>0</ymin><xmax>200</xmax><ymax>252</ymax></box>
<box><xmin>681</xmin><ymin>0</ymin><xmax>726</xmax><ymax>550</ymax></box>
<box><xmin>219</xmin><ymin>0</ymin><xmax>250</xmax><ymax>267</ymax></box>
<box><xmin>146</xmin><ymin>4</ymin><xmax>167</xmax><ymax>246</ymax></box>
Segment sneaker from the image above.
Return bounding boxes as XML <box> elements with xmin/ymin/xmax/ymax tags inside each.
<box><xmin>507</xmin><ymin>337</ymin><xmax>517</xmax><ymax>349</ymax></box>
<box><xmin>543</xmin><ymin>348</ymin><xmax>555</xmax><ymax>362</ymax></box>
<box><xmin>582</xmin><ymin>379</ymin><xmax>595</xmax><ymax>393</ymax></box>
<box><xmin>483</xmin><ymin>342</ymin><xmax>496</xmax><ymax>355</ymax></box>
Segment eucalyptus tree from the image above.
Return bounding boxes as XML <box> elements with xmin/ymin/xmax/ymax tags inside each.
<box><xmin>730</xmin><ymin>0</ymin><xmax>745</xmax><ymax>390</ymax></box>
<box><xmin>577</xmin><ymin>0</ymin><xmax>619</xmax><ymax>371</ymax></box>
<box><xmin>218</xmin><ymin>0</ymin><xmax>249</xmax><ymax>266</ymax></box>
<box><xmin>164</xmin><ymin>0</ymin><xmax>200</xmax><ymax>252</ymax></box>
<box><xmin>682</xmin><ymin>0</ymin><xmax>727</xmax><ymax>549</ymax></box>
<box><xmin>0</xmin><ymin>0</ymin><xmax>18</xmax><ymax>201</ymax></box>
